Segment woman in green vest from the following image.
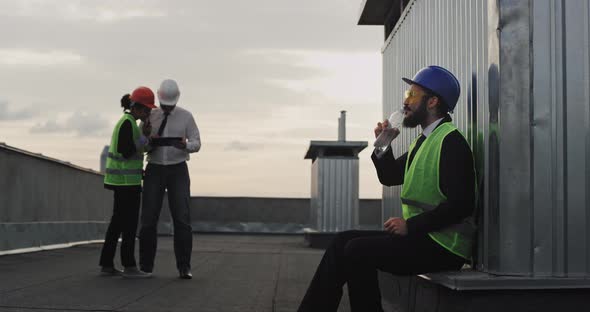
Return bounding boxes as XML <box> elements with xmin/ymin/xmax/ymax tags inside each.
<box><xmin>99</xmin><ymin>87</ymin><xmax>156</xmax><ymax>278</ymax></box>
<box><xmin>298</xmin><ymin>66</ymin><xmax>476</xmax><ymax>312</ymax></box>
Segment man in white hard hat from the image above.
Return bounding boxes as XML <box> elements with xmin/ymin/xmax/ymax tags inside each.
<box><xmin>138</xmin><ymin>79</ymin><xmax>201</xmax><ymax>279</ymax></box>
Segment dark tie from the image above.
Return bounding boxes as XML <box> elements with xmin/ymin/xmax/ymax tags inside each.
<box><xmin>408</xmin><ymin>134</ymin><xmax>426</xmax><ymax>166</ymax></box>
<box><xmin>157</xmin><ymin>112</ymin><xmax>170</xmax><ymax>136</ymax></box>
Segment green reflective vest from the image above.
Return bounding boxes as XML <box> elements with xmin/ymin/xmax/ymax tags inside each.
<box><xmin>400</xmin><ymin>122</ymin><xmax>475</xmax><ymax>260</ymax></box>
<box><xmin>104</xmin><ymin>114</ymin><xmax>144</xmax><ymax>186</ymax></box>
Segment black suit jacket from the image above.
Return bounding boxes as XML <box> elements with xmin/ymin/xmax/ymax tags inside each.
<box><xmin>371</xmin><ymin>115</ymin><xmax>476</xmax><ymax>235</ymax></box>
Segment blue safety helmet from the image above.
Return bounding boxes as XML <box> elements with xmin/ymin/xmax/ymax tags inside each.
<box><xmin>402</xmin><ymin>66</ymin><xmax>461</xmax><ymax>112</ymax></box>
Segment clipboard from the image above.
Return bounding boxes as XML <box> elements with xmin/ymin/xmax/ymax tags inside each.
<box><xmin>150</xmin><ymin>137</ymin><xmax>183</xmax><ymax>146</ymax></box>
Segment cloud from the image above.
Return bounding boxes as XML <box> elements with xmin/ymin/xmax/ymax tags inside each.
<box><xmin>2</xmin><ymin>1</ymin><xmax>167</xmax><ymax>22</ymax></box>
<box><xmin>250</xmin><ymin>49</ymin><xmax>381</xmax><ymax>104</ymax></box>
<box><xmin>30</xmin><ymin>112</ymin><xmax>110</xmax><ymax>136</ymax></box>
<box><xmin>66</xmin><ymin>112</ymin><xmax>110</xmax><ymax>136</ymax></box>
<box><xmin>223</xmin><ymin>140</ymin><xmax>265</xmax><ymax>152</ymax></box>
<box><xmin>0</xmin><ymin>0</ymin><xmax>382</xmax><ymax>117</ymax></box>
<box><xmin>0</xmin><ymin>49</ymin><xmax>83</xmax><ymax>66</ymax></box>
<box><xmin>30</xmin><ymin>120</ymin><xmax>63</xmax><ymax>133</ymax></box>
<box><xmin>0</xmin><ymin>100</ymin><xmax>35</xmax><ymax>120</ymax></box>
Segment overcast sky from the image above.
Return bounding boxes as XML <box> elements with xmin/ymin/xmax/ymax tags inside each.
<box><xmin>0</xmin><ymin>0</ymin><xmax>386</xmax><ymax>198</ymax></box>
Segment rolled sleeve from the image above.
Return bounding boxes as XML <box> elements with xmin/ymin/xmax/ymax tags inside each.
<box><xmin>185</xmin><ymin>114</ymin><xmax>201</xmax><ymax>153</ymax></box>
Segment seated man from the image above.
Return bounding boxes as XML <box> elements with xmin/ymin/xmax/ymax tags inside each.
<box><xmin>298</xmin><ymin>66</ymin><xmax>476</xmax><ymax>312</ymax></box>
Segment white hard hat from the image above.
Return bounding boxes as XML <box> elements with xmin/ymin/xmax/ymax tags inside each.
<box><xmin>157</xmin><ymin>79</ymin><xmax>180</xmax><ymax>106</ymax></box>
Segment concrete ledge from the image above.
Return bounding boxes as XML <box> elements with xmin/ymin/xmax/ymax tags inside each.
<box><xmin>158</xmin><ymin>222</ymin><xmax>383</xmax><ymax>236</ymax></box>
<box><xmin>420</xmin><ymin>270</ymin><xmax>590</xmax><ymax>290</ymax></box>
<box><xmin>0</xmin><ymin>239</ymin><xmax>104</xmax><ymax>256</ymax></box>
<box><xmin>0</xmin><ymin>222</ymin><xmax>108</xmax><ymax>252</ymax></box>
<box><xmin>378</xmin><ymin>272</ymin><xmax>416</xmax><ymax>312</ymax></box>
<box><xmin>158</xmin><ymin>221</ymin><xmax>308</xmax><ymax>235</ymax></box>
<box><xmin>378</xmin><ymin>271</ymin><xmax>590</xmax><ymax>312</ymax></box>
<box><xmin>190</xmin><ymin>197</ymin><xmax>311</xmax><ymax>224</ymax></box>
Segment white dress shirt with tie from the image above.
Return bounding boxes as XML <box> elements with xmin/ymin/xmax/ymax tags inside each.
<box><xmin>143</xmin><ymin>106</ymin><xmax>201</xmax><ymax>165</ymax></box>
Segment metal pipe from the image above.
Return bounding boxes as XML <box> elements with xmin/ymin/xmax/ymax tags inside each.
<box><xmin>338</xmin><ymin>110</ymin><xmax>346</xmax><ymax>141</ymax></box>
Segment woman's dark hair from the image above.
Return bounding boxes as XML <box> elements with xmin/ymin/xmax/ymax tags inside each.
<box><xmin>120</xmin><ymin>94</ymin><xmax>132</xmax><ymax>111</ymax></box>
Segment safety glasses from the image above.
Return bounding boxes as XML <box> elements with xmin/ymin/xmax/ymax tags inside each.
<box><xmin>404</xmin><ymin>89</ymin><xmax>419</xmax><ymax>99</ymax></box>
<box><xmin>404</xmin><ymin>89</ymin><xmax>434</xmax><ymax>100</ymax></box>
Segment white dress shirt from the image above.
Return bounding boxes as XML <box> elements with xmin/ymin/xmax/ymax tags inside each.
<box><xmin>421</xmin><ymin>117</ymin><xmax>444</xmax><ymax>137</ymax></box>
<box><xmin>143</xmin><ymin>106</ymin><xmax>201</xmax><ymax>165</ymax></box>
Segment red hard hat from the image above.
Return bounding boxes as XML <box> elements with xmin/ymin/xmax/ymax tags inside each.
<box><xmin>130</xmin><ymin>86</ymin><xmax>157</xmax><ymax>109</ymax></box>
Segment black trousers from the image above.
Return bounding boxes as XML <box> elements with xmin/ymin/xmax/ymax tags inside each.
<box><xmin>297</xmin><ymin>230</ymin><xmax>465</xmax><ymax>312</ymax></box>
<box><xmin>139</xmin><ymin>162</ymin><xmax>192</xmax><ymax>272</ymax></box>
<box><xmin>99</xmin><ymin>188</ymin><xmax>141</xmax><ymax>268</ymax></box>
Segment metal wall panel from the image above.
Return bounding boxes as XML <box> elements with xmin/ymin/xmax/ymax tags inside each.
<box><xmin>380</xmin><ymin>0</ymin><xmax>590</xmax><ymax>277</ymax></box>
<box><xmin>529</xmin><ymin>0</ymin><xmax>590</xmax><ymax>277</ymax></box>
<box><xmin>489</xmin><ymin>0</ymin><xmax>590</xmax><ymax>277</ymax></box>
<box><xmin>311</xmin><ymin>157</ymin><xmax>360</xmax><ymax>232</ymax></box>
<box><xmin>491</xmin><ymin>0</ymin><xmax>533</xmax><ymax>276</ymax></box>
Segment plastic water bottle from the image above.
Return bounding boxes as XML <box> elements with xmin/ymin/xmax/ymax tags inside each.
<box><xmin>374</xmin><ymin>108</ymin><xmax>404</xmax><ymax>152</ymax></box>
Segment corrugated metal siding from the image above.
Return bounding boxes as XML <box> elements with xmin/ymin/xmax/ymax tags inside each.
<box><xmin>489</xmin><ymin>0</ymin><xmax>533</xmax><ymax>276</ymax></box>
<box><xmin>381</xmin><ymin>0</ymin><xmax>590</xmax><ymax>277</ymax></box>
<box><xmin>381</xmin><ymin>0</ymin><xmax>489</xmax><ymax>240</ymax></box>
<box><xmin>529</xmin><ymin>0</ymin><xmax>590</xmax><ymax>277</ymax></box>
<box><xmin>488</xmin><ymin>0</ymin><xmax>590</xmax><ymax>277</ymax></box>
<box><xmin>311</xmin><ymin>158</ymin><xmax>360</xmax><ymax>232</ymax></box>
<box><xmin>310</xmin><ymin>159</ymin><xmax>320</xmax><ymax>230</ymax></box>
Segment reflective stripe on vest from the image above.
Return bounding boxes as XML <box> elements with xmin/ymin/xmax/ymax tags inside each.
<box><xmin>400</xmin><ymin>198</ymin><xmax>476</xmax><ymax>240</ymax></box>
<box><xmin>400</xmin><ymin>122</ymin><xmax>475</xmax><ymax>260</ymax></box>
<box><xmin>107</xmin><ymin>152</ymin><xmax>144</xmax><ymax>161</ymax></box>
<box><xmin>105</xmin><ymin>168</ymin><xmax>143</xmax><ymax>175</ymax></box>
<box><xmin>400</xmin><ymin>198</ymin><xmax>437</xmax><ymax>211</ymax></box>
<box><xmin>104</xmin><ymin>114</ymin><xmax>143</xmax><ymax>186</ymax></box>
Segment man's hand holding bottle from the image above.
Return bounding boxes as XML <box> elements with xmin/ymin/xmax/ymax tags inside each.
<box><xmin>374</xmin><ymin>109</ymin><xmax>404</xmax><ymax>152</ymax></box>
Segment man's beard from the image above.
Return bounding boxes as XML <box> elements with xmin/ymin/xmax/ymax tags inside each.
<box><xmin>402</xmin><ymin>96</ymin><xmax>429</xmax><ymax>128</ymax></box>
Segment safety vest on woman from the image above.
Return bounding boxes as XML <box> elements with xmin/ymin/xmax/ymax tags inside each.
<box><xmin>400</xmin><ymin>122</ymin><xmax>475</xmax><ymax>260</ymax></box>
<box><xmin>104</xmin><ymin>114</ymin><xmax>144</xmax><ymax>186</ymax></box>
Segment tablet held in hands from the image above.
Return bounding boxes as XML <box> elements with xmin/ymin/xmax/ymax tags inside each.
<box><xmin>150</xmin><ymin>137</ymin><xmax>183</xmax><ymax>147</ymax></box>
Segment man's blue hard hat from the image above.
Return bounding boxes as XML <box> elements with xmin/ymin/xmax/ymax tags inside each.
<box><xmin>402</xmin><ymin>65</ymin><xmax>461</xmax><ymax>112</ymax></box>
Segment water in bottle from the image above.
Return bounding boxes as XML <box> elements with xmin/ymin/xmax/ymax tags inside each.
<box><xmin>374</xmin><ymin>108</ymin><xmax>404</xmax><ymax>152</ymax></box>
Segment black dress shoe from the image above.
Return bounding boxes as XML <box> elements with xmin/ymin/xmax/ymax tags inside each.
<box><xmin>179</xmin><ymin>268</ymin><xmax>192</xmax><ymax>279</ymax></box>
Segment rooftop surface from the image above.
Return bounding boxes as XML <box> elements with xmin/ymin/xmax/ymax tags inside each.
<box><xmin>0</xmin><ymin>234</ymin><xmax>351</xmax><ymax>312</ymax></box>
